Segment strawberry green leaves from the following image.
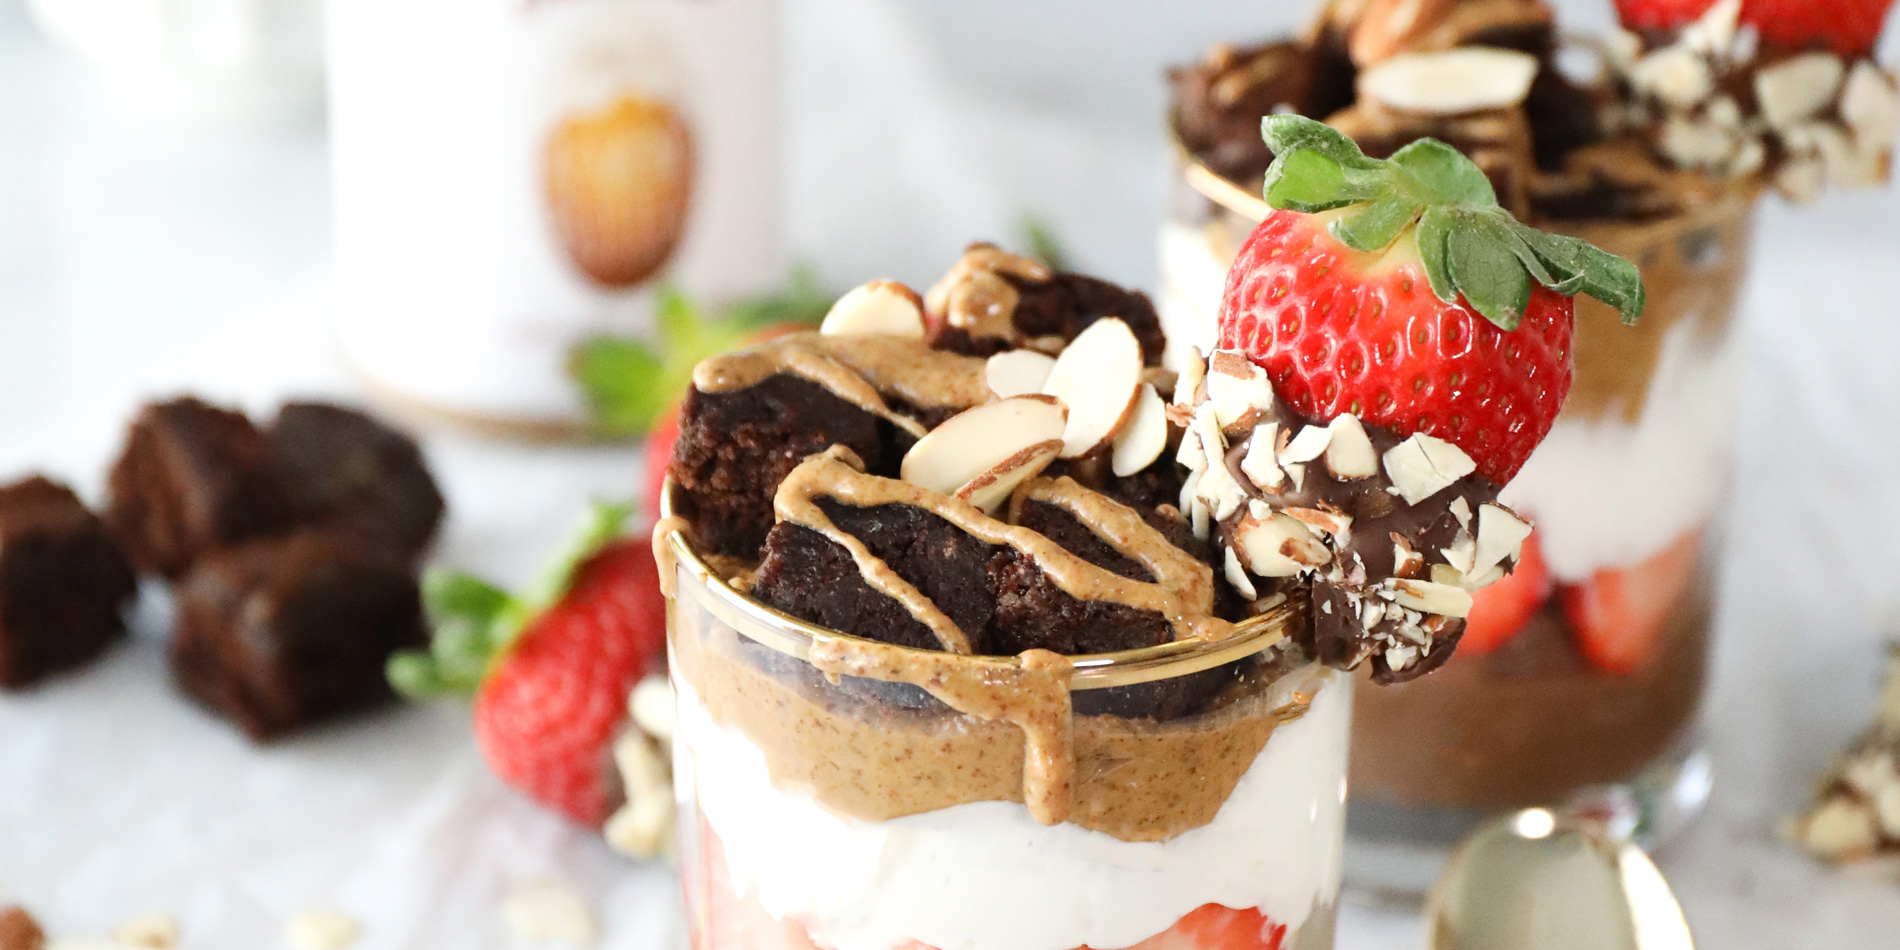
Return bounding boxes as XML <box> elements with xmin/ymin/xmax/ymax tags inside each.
<box><xmin>570</xmin><ymin>270</ymin><xmax>833</xmax><ymax>437</ymax></box>
<box><xmin>1260</xmin><ymin>114</ymin><xmax>1646</xmax><ymax>330</ymax></box>
<box><xmin>387</xmin><ymin>502</ymin><xmax>634</xmax><ymax>699</ymax></box>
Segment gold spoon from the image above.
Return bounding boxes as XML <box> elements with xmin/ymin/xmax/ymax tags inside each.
<box><xmin>1426</xmin><ymin>808</ymin><xmax>1695</xmax><ymax>950</ymax></box>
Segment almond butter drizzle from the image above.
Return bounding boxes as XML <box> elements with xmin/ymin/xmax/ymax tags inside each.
<box><xmin>923</xmin><ymin>244</ymin><xmax>1053</xmax><ymax>344</ymax></box>
<box><xmin>1010</xmin><ymin>476</ymin><xmax>1218</xmax><ymax>634</ymax></box>
<box><xmin>777</xmin><ymin>449</ymin><xmax>1235</xmax><ymax>650</ymax></box>
<box><xmin>692</xmin><ymin>333</ymin><xmax>990</xmax><ymax>438</ymax></box>
<box><xmin>652</xmin><ymin>514</ymin><xmax>691</xmax><ymax>598</ymax></box>
<box><xmin>807</xmin><ymin>639</ymin><xmax>1077</xmax><ymax>825</ymax></box>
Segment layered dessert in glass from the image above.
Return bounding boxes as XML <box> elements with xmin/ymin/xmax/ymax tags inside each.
<box><xmin>655</xmin><ymin>113</ymin><xmax>1640</xmax><ymax>944</ymax></box>
<box><xmin>1161</xmin><ymin>0</ymin><xmax>1898</xmax><ymax>887</ymax></box>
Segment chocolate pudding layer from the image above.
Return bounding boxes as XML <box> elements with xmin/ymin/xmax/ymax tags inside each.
<box><xmin>1351</xmin><ymin>580</ymin><xmax>1710</xmax><ymax>809</ymax></box>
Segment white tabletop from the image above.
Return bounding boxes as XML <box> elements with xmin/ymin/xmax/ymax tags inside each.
<box><xmin>3</xmin><ymin>1</ymin><xmax>1899</xmax><ymax>947</ymax></box>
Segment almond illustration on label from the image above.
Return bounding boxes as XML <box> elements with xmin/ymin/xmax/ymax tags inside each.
<box><xmin>544</xmin><ymin>93</ymin><xmax>695</xmax><ymax>288</ymax></box>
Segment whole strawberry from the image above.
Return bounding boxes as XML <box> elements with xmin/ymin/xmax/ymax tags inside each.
<box><xmin>1613</xmin><ymin>0</ymin><xmax>1720</xmax><ymax>32</ymax></box>
<box><xmin>1218</xmin><ymin>116</ymin><xmax>1644</xmax><ymax>484</ymax></box>
<box><xmin>1742</xmin><ymin>0</ymin><xmax>1896</xmax><ymax>56</ymax></box>
<box><xmin>389</xmin><ymin>504</ymin><xmax>668</xmax><ymax>826</ymax></box>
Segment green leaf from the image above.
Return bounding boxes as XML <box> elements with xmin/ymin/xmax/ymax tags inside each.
<box><xmin>1262</xmin><ymin>115</ymin><xmax>1383</xmax><ymax>170</ymax></box>
<box><xmin>519</xmin><ymin>501</ymin><xmax>635</xmax><ymax>619</ymax></box>
<box><xmin>1019</xmin><ymin>215</ymin><xmax>1071</xmax><ymax>272</ymax></box>
<box><xmin>423</xmin><ymin>571</ymin><xmax>515</xmax><ymax>628</ymax></box>
<box><xmin>571</xmin><ymin>336</ymin><xmax>669</xmax><ymax>438</ymax></box>
<box><xmin>1331</xmin><ymin>193</ymin><xmax>1424</xmax><ymax>253</ymax></box>
<box><xmin>1446</xmin><ymin>219</ymin><xmax>1532</xmax><ymax>330</ymax></box>
<box><xmin>1389</xmin><ymin>139</ymin><xmax>1497</xmax><ymax>208</ymax></box>
<box><xmin>1415</xmin><ymin>207</ymin><xmax>1458</xmax><ymax>304</ymax></box>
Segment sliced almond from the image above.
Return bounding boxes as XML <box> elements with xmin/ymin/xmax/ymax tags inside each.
<box><xmin>960</xmin><ymin>441</ymin><xmax>1063</xmax><ymax>514</ymax></box>
<box><xmin>1042</xmin><ymin>318</ymin><xmax>1144</xmax><ymax>458</ymax></box>
<box><xmin>1471</xmin><ymin>503</ymin><xmax>1533</xmax><ymax>576</ymax></box>
<box><xmin>1279</xmin><ymin>423</ymin><xmax>1334</xmax><ymax>465</ymax></box>
<box><xmin>1324</xmin><ymin>415</ymin><xmax>1378</xmax><ymax>479</ymax></box>
<box><xmin>1175</xmin><ymin>419</ymin><xmax>1208</xmax><ymax>472</ymax></box>
<box><xmin>1800</xmin><ymin>798</ymin><xmax>1880</xmax><ymax>861</ymax></box>
<box><xmin>900</xmin><ymin>396</ymin><xmax>1067</xmax><ymax>498</ymax></box>
<box><xmin>1841</xmin><ymin>62</ymin><xmax>1900</xmax><ymax>147</ymax></box>
<box><xmin>1358</xmin><ymin>48</ymin><xmax>1540</xmax><ymax>116</ymax></box>
<box><xmin>1756</xmin><ymin>53</ymin><xmax>1845</xmax><ymax>130</ymax></box>
<box><xmin>1631</xmin><ymin>45</ymin><xmax>1714</xmax><ymax>110</ymax></box>
<box><xmin>1205</xmin><ymin>350</ymin><xmax>1274</xmax><ymax>429</ymax></box>
<box><xmin>1111</xmin><ymin>383</ymin><xmax>1168</xmax><ymax>477</ymax></box>
<box><xmin>1387</xmin><ymin>578</ymin><xmax>1474</xmax><ymax>618</ymax></box>
<box><xmin>1448</xmin><ymin>496</ymin><xmax>1472</xmax><ymax>530</ymax></box>
<box><xmin>1383</xmin><ymin>433</ymin><xmax>1476</xmax><ymax>505</ymax></box>
<box><xmin>1174</xmin><ymin>346</ymin><xmax>1207</xmax><ymax>408</ymax></box>
<box><xmin>1392</xmin><ymin>534</ymin><xmax>1425</xmax><ymax>579</ymax></box>
<box><xmin>1659</xmin><ymin>115</ymin><xmax>1736</xmax><ymax>170</ymax></box>
<box><xmin>1441</xmin><ymin>529</ymin><xmax>1477</xmax><ymax>576</ymax></box>
<box><xmin>1239</xmin><ymin>423</ymin><xmax>1285</xmax><ymax>492</ymax></box>
<box><xmin>1223</xmin><ymin>548</ymin><xmax>1259</xmax><ymax>601</ymax></box>
<box><xmin>986</xmin><ymin>349</ymin><xmax>1058</xmax><ymax>399</ymax></box>
<box><xmin>1283</xmin><ymin>506</ymin><xmax>1352</xmax><ymax>541</ymax></box>
<box><xmin>1192</xmin><ymin>404</ymin><xmax>1247</xmax><ymax>521</ymax></box>
<box><xmin>1233</xmin><ymin>512</ymin><xmax>1325</xmax><ymax>578</ymax></box>
<box><xmin>820</xmin><ymin>280</ymin><xmax>926</xmax><ymax>338</ymax></box>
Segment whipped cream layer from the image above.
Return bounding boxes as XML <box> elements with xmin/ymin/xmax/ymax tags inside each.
<box><xmin>1500</xmin><ymin>315</ymin><xmax>1743</xmax><ymax>580</ymax></box>
<box><xmin>675</xmin><ymin>672</ymin><xmax>1349</xmax><ymax>950</ymax></box>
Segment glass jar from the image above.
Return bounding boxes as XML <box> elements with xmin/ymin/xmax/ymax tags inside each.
<box><xmin>326</xmin><ymin>0</ymin><xmax>783</xmax><ymax>434</ymax></box>
<box><xmin>658</xmin><ymin>506</ymin><xmax>1350</xmax><ymax>950</ymax></box>
<box><xmin>1159</xmin><ymin>144</ymin><xmax>1755</xmax><ymax>894</ymax></box>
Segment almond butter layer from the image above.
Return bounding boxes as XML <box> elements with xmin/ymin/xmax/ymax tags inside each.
<box><xmin>671</xmin><ymin>592</ymin><xmax>1324</xmax><ymax>843</ymax></box>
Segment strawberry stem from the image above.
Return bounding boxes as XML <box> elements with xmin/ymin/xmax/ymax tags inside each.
<box><xmin>1260</xmin><ymin>115</ymin><xmax>1646</xmax><ymax>329</ymax></box>
<box><xmin>387</xmin><ymin>502</ymin><xmax>635</xmax><ymax>700</ymax></box>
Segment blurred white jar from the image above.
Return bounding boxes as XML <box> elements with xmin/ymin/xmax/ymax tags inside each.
<box><xmin>326</xmin><ymin>0</ymin><xmax>782</xmax><ymax>432</ymax></box>
<box><xmin>28</xmin><ymin>0</ymin><xmax>326</xmax><ymax>122</ymax></box>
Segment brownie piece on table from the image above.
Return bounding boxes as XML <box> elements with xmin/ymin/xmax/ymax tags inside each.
<box><xmin>670</xmin><ymin>376</ymin><xmax>915</xmax><ymax>559</ymax></box>
<box><xmin>267</xmin><ymin>402</ymin><xmax>445</xmax><ymax>562</ymax></box>
<box><xmin>106</xmin><ymin>397</ymin><xmax>296</xmax><ymax>578</ymax></box>
<box><xmin>172</xmin><ymin>529</ymin><xmax>425</xmax><ymax>740</ymax></box>
<box><xmin>0</xmin><ymin>477</ymin><xmax>138</xmax><ymax>689</ymax></box>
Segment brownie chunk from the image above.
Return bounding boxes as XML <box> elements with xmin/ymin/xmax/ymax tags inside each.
<box><xmin>670</xmin><ymin>376</ymin><xmax>916</xmax><ymax>558</ymax></box>
<box><xmin>0</xmin><ymin>477</ymin><xmax>137</xmax><ymax>689</ymax></box>
<box><xmin>267</xmin><ymin>402</ymin><xmax>444</xmax><ymax>562</ymax></box>
<box><xmin>172</xmin><ymin>530</ymin><xmax>425</xmax><ymax>740</ymax></box>
<box><xmin>1168</xmin><ymin>39</ymin><xmax>1357</xmax><ymax>185</ymax></box>
<box><xmin>932</xmin><ymin>272</ymin><xmax>1168</xmax><ymax>368</ymax></box>
<box><xmin>106</xmin><ymin>398</ymin><xmax>296</xmax><ymax>578</ymax></box>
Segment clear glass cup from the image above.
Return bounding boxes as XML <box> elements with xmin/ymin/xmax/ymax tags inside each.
<box><xmin>1159</xmin><ymin>143</ymin><xmax>1756</xmax><ymax>895</ymax></box>
<box><xmin>658</xmin><ymin>502</ymin><xmax>1351</xmax><ymax>950</ymax></box>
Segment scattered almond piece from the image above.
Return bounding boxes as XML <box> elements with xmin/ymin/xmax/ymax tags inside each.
<box><xmin>503</xmin><ymin>882</ymin><xmax>598</xmax><ymax>947</ymax></box>
<box><xmin>1041</xmin><ymin>318</ymin><xmax>1144</xmax><ymax>458</ymax></box>
<box><xmin>959</xmin><ymin>442</ymin><xmax>1063</xmax><ymax>515</ymax></box>
<box><xmin>819</xmin><ymin>280</ymin><xmax>926</xmax><ymax>338</ymax></box>
<box><xmin>286</xmin><ymin>910</ymin><xmax>360</xmax><ymax>950</ymax></box>
<box><xmin>1755</xmin><ymin>53</ymin><xmax>1845</xmax><ymax>131</ymax></box>
<box><xmin>0</xmin><ymin>907</ymin><xmax>44</xmax><ymax>950</ymax></box>
<box><xmin>1383</xmin><ymin>433</ymin><xmax>1475</xmax><ymax>505</ymax></box>
<box><xmin>1323</xmin><ymin>415</ymin><xmax>1378</xmax><ymax>479</ymax></box>
<box><xmin>1470</xmin><ymin>504</ymin><xmax>1533</xmax><ymax>577</ymax></box>
<box><xmin>107</xmin><ymin>916</ymin><xmax>175</xmax><ymax>949</ymax></box>
<box><xmin>1110</xmin><ymin>384</ymin><xmax>1169</xmax><ymax>477</ymax></box>
<box><xmin>985</xmin><ymin>350</ymin><xmax>1058</xmax><ymax>399</ymax></box>
<box><xmin>1387</xmin><ymin>579</ymin><xmax>1474</xmax><ymax>618</ymax></box>
<box><xmin>628</xmin><ymin>675</ymin><xmax>674</xmax><ymax>742</ymax></box>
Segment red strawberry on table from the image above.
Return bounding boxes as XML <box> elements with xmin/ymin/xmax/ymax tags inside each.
<box><xmin>641</xmin><ymin>405</ymin><xmax>681</xmax><ymax>529</ymax></box>
<box><xmin>1562</xmin><ymin>529</ymin><xmax>1703</xmax><ymax>675</ymax></box>
<box><xmin>388</xmin><ymin>503</ymin><xmax>667</xmax><ymax>826</ymax></box>
<box><xmin>1741</xmin><ymin>0</ymin><xmax>1897</xmax><ymax>56</ymax></box>
<box><xmin>1460</xmin><ymin>529</ymin><xmax>1554</xmax><ymax>655</ymax></box>
<box><xmin>1218</xmin><ymin>115</ymin><xmax>1645</xmax><ymax>485</ymax></box>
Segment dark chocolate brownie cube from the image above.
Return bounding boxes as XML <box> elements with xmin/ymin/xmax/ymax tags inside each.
<box><xmin>106</xmin><ymin>397</ymin><xmax>297</xmax><ymax>578</ymax></box>
<box><xmin>267</xmin><ymin>402</ymin><xmax>445</xmax><ymax>563</ymax></box>
<box><xmin>670</xmin><ymin>376</ymin><xmax>917</xmax><ymax>558</ymax></box>
<box><xmin>931</xmin><ymin>272</ymin><xmax>1168</xmax><ymax>368</ymax></box>
<box><xmin>172</xmin><ymin>530</ymin><xmax>425</xmax><ymax>740</ymax></box>
<box><xmin>0</xmin><ymin>476</ymin><xmax>137</xmax><ymax>689</ymax></box>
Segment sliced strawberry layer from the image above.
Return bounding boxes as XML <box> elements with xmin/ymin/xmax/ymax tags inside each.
<box><xmin>1459</xmin><ymin>529</ymin><xmax>1554</xmax><ymax>655</ymax></box>
<box><xmin>692</xmin><ymin>818</ymin><xmax>1288</xmax><ymax>950</ymax></box>
<box><xmin>1561</xmin><ymin>529</ymin><xmax>1703</xmax><ymax>675</ymax></box>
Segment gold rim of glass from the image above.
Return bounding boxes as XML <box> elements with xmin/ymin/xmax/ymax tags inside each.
<box><xmin>660</xmin><ymin>480</ymin><xmax>1303</xmax><ymax>690</ymax></box>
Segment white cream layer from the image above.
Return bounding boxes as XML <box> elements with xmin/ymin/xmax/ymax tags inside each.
<box><xmin>675</xmin><ymin>671</ymin><xmax>1349</xmax><ymax>950</ymax></box>
<box><xmin>1500</xmin><ymin>315</ymin><xmax>1744</xmax><ymax>580</ymax></box>
<box><xmin>1157</xmin><ymin>223</ymin><xmax>1745</xmax><ymax>582</ymax></box>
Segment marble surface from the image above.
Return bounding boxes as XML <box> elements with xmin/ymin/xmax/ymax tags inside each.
<box><xmin>2</xmin><ymin>0</ymin><xmax>1899</xmax><ymax>947</ymax></box>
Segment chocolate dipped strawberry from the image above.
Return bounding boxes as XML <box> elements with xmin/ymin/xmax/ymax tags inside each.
<box><xmin>1184</xmin><ymin>115</ymin><xmax>1644</xmax><ymax>681</ymax></box>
